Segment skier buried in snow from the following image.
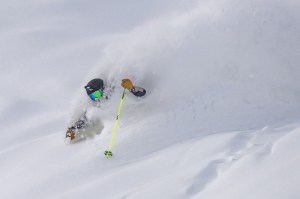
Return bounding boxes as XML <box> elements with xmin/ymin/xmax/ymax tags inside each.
<box><xmin>66</xmin><ymin>78</ymin><xmax>146</xmax><ymax>141</ymax></box>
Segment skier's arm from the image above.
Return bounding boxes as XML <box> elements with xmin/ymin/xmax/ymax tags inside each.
<box><xmin>121</xmin><ymin>79</ymin><xmax>146</xmax><ymax>97</ymax></box>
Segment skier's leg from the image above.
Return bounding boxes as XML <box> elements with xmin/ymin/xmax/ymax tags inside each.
<box><xmin>66</xmin><ymin>116</ymin><xmax>89</xmax><ymax>141</ymax></box>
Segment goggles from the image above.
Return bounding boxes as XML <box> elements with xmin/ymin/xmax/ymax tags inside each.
<box><xmin>89</xmin><ymin>90</ymin><xmax>103</xmax><ymax>101</ymax></box>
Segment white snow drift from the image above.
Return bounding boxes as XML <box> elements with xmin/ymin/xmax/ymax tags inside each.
<box><xmin>0</xmin><ymin>0</ymin><xmax>300</xmax><ymax>199</ymax></box>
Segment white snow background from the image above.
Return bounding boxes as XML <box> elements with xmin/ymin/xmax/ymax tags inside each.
<box><xmin>1</xmin><ymin>0</ymin><xmax>300</xmax><ymax>198</ymax></box>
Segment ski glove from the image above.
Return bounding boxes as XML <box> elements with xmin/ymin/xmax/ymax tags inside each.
<box><xmin>121</xmin><ymin>79</ymin><xmax>134</xmax><ymax>90</ymax></box>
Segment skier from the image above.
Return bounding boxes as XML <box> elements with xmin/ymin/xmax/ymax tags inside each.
<box><xmin>66</xmin><ymin>78</ymin><xmax>146</xmax><ymax>141</ymax></box>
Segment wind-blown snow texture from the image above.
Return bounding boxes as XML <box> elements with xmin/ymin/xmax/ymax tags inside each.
<box><xmin>1</xmin><ymin>0</ymin><xmax>300</xmax><ymax>198</ymax></box>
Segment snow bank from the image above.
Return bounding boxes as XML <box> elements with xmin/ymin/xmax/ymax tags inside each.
<box><xmin>81</xmin><ymin>0</ymin><xmax>300</xmax><ymax>132</ymax></box>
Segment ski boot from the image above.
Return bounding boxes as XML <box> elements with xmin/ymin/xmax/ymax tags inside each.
<box><xmin>66</xmin><ymin>127</ymin><xmax>76</xmax><ymax>141</ymax></box>
<box><xmin>66</xmin><ymin>117</ymin><xmax>88</xmax><ymax>142</ymax></box>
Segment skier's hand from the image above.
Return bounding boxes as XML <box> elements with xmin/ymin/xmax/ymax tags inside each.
<box><xmin>121</xmin><ymin>79</ymin><xmax>134</xmax><ymax>90</ymax></box>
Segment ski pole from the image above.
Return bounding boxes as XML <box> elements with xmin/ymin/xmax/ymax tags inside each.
<box><xmin>105</xmin><ymin>88</ymin><xmax>126</xmax><ymax>158</ymax></box>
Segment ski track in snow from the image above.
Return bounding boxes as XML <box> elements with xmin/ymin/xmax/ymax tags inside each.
<box><xmin>0</xmin><ymin>113</ymin><xmax>299</xmax><ymax>199</ymax></box>
<box><xmin>39</xmin><ymin>124</ymin><xmax>297</xmax><ymax>199</ymax></box>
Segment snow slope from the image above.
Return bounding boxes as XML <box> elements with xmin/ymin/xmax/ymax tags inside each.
<box><xmin>1</xmin><ymin>0</ymin><xmax>300</xmax><ymax>198</ymax></box>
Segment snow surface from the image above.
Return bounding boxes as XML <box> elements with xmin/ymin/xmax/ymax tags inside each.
<box><xmin>1</xmin><ymin>0</ymin><xmax>300</xmax><ymax>198</ymax></box>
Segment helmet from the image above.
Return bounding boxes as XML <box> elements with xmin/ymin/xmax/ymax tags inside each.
<box><xmin>84</xmin><ymin>78</ymin><xmax>104</xmax><ymax>95</ymax></box>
